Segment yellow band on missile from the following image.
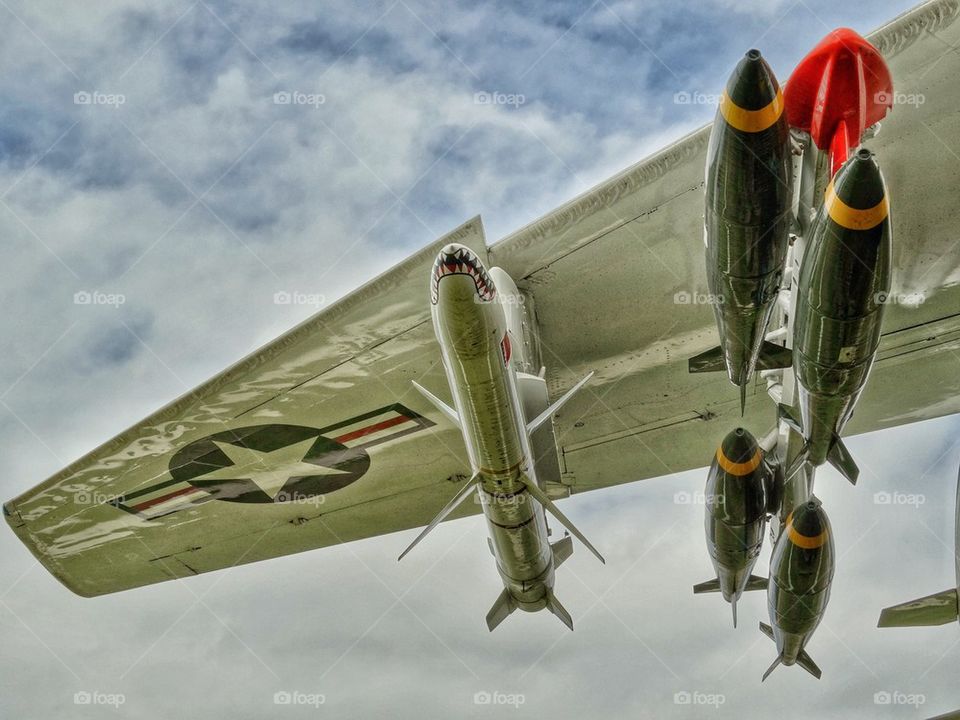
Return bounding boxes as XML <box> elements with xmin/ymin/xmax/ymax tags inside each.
<box><xmin>715</xmin><ymin>447</ymin><xmax>761</xmax><ymax>476</ymax></box>
<box><xmin>824</xmin><ymin>179</ymin><xmax>888</xmax><ymax>230</ymax></box>
<box><xmin>719</xmin><ymin>88</ymin><xmax>784</xmax><ymax>133</ymax></box>
<box><xmin>785</xmin><ymin>512</ymin><xmax>829</xmax><ymax>549</ymax></box>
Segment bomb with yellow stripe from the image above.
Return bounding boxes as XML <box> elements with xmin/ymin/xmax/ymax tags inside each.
<box><xmin>760</xmin><ymin>498</ymin><xmax>835</xmax><ymax>681</ymax></box>
<box><xmin>689</xmin><ymin>49</ymin><xmax>793</xmax><ymax>414</ymax></box>
<box><xmin>693</xmin><ymin>427</ymin><xmax>772</xmax><ymax>628</ymax></box>
<box><xmin>786</xmin><ymin>147</ymin><xmax>891</xmax><ymax>484</ymax></box>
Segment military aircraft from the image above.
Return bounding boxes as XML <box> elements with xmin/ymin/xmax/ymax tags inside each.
<box><xmin>6</xmin><ymin>0</ymin><xmax>960</xmax><ymax>684</ymax></box>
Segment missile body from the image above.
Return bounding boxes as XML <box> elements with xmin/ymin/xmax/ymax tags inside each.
<box><xmin>793</xmin><ymin>149</ymin><xmax>891</xmax><ymax>470</ymax></box>
<box><xmin>694</xmin><ymin>428</ymin><xmax>770</xmax><ymax>625</ymax></box>
<box><xmin>691</xmin><ymin>49</ymin><xmax>793</xmax><ymax>409</ymax></box>
<box><xmin>763</xmin><ymin>499</ymin><xmax>834</xmax><ymax>678</ymax></box>
<box><xmin>430</xmin><ymin>244</ymin><xmax>559</xmax><ymax>620</ymax></box>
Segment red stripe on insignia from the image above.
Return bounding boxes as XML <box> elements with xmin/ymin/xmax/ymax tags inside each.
<box><xmin>132</xmin><ymin>485</ymin><xmax>203</xmax><ymax>511</ymax></box>
<box><xmin>333</xmin><ymin>414</ymin><xmax>409</xmax><ymax>444</ymax></box>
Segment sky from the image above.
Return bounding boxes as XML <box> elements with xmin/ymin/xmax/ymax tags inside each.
<box><xmin>0</xmin><ymin>0</ymin><xmax>956</xmax><ymax>717</ymax></box>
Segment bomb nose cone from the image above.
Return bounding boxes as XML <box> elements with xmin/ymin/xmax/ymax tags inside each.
<box><xmin>830</xmin><ymin>147</ymin><xmax>887</xmax><ymax>210</ymax></box>
<box><xmin>715</xmin><ymin>427</ymin><xmax>761</xmax><ymax>476</ymax></box>
<box><xmin>721</xmin><ymin>49</ymin><xmax>783</xmax><ymax>130</ymax></box>
<box><xmin>787</xmin><ymin>499</ymin><xmax>831</xmax><ymax>546</ymax></box>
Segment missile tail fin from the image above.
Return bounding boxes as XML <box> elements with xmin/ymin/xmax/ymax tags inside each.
<box><xmin>827</xmin><ymin>434</ymin><xmax>859</xmax><ymax>485</ymax></box>
<box><xmin>526</xmin><ymin>371</ymin><xmax>594</xmax><ymax>435</ymax></box>
<box><xmin>878</xmin><ymin>588</ymin><xmax>959</xmax><ymax>627</ymax></box>
<box><xmin>485</xmin><ymin>588</ymin><xmax>516</xmax><ymax>632</ymax></box>
<box><xmin>546</xmin><ymin>589</ymin><xmax>573</xmax><ymax>631</ymax></box>
<box><xmin>519</xmin><ymin>476</ymin><xmax>604</xmax><ymax>564</ymax></box>
<box><xmin>759</xmin><ymin>621</ymin><xmax>774</xmax><ymax>640</ymax></box>
<box><xmin>551</xmin><ymin>535</ymin><xmax>573</xmax><ymax>568</ymax></box>
<box><xmin>732</xmin><ymin>599</ymin><xmax>738</xmax><ymax>628</ymax></box>
<box><xmin>785</xmin><ymin>447</ymin><xmax>810</xmax><ymax>481</ymax></box>
<box><xmin>688</xmin><ymin>345</ymin><xmax>726</xmax><ymax>374</ymax></box>
<box><xmin>795</xmin><ymin>649</ymin><xmax>822</xmax><ymax>679</ymax></box>
<box><xmin>693</xmin><ymin>578</ymin><xmax>721</xmax><ymax>594</ymax></box>
<box><xmin>398</xmin><ymin>473</ymin><xmax>479</xmax><ymax>561</ymax></box>
<box><xmin>755</xmin><ymin>341</ymin><xmax>792</xmax><ymax>370</ymax></box>
<box><xmin>411</xmin><ymin>381</ymin><xmax>460</xmax><ymax>428</ymax></box>
<box><xmin>777</xmin><ymin>403</ymin><xmax>803</xmax><ymax>434</ymax></box>
<box><xmin>745</xmin><ymin>574</ymin><xmax>769</xmax><ymax>591</ymax></box>
<box><xmin>739</xmin><ymin>381</ymin><xmax>747</xmax><ymax>417</ymax></box>
<box><xmin>761</xmin><ymin>655</ymin><xmax>782</xmax><ymax>682</ymax></box>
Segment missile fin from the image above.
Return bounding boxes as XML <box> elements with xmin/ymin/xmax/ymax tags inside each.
<box><xmin>777</xmin><ymin>403</ymin><xmax>803</xmax><ymax>435</ymax></box>
<box><xmin>755</xmin><ymin>341</ymin><xmax>792</xmax><ymax>371</ymax></box>
<box><xmin>785</xmin><ymin>447</ymin><xmax>810</xmax><ymax>481</ymax></box>
<box><xmin>795</xmin><ymin>649</ymin><xmax>822</xmax><ymax>679</ymax></box>
<box><xmin>761</xmin><ymin>655</ymin><xmax>782</xmax><ymax>682</ymax></box>
<box><xmin>826</xmin><ymin>435</ymin><xmax>859</xmax><ymax>485</ymax></box>
<box><xmin>411</xmin><ymin>381</ymin><xmax>460</xmax><ymax>428</ymax></box>
<box><xmin>551</xmin><ymin>535</ymin><xmax>573</xmax><ymax>568</ymax></box>
<box><xmin>485</xmin><ymin>588</ymin><xmax>516</xmax><ymax>632</ymax></box>
<box><xmin>519</xmin><ymin>476</ymin><xmax>604</xmax><ymax>564</ymax></box>
<box><xmin>693</xmin><ymin>578</ymin><xmax>721</xmax><ymax>594</ymax></box>
<box><xmin>745</xmin><ymin>574</ymin><xmax>769</xmax><ymax>591</ymax></box>
<box><xmin>688</xmin><ymin>346</ymin><xmax>726</xmax><ymax>374</ymax></box>
<box><xmin>739</xmin><ymin>381</ymin><xmax>747</xmax><ymax>417</ymax></box>
<box><xmin>546</xmin><ymin>589</ymin><xmax>574</xmax><ymax>631</ymax></box>
<box><xmin>759</xmin><ymin>621</ymin><xmax>774</xmax><ymax>640</ymax></box>
<box><xmin>398</xmin><ymin>473</ymin><xmax>479</xmax><ymax>561</ymax></box>
<box><xmin>732</xmin><ymin>599</ymin><xmax>738</xmax><ymax>628</ymax></box>
<box><xmin>878</xmin><ymin>589</ymin><xmax>959</xmax><ymax>627</ymax></box>
<box><xmin>526</xmin><ymin>371</ymin><xmax>594</xmax><ymax>435</ymax></box>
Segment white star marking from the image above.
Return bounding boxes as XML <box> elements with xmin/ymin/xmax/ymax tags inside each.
<box><xmin>193</xmin><ymin>437</ymin><xmax>348</xmax><ymax>500</ymax></box>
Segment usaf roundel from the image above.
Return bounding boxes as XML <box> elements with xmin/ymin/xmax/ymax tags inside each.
<box><xmin>115</xmin><ymin>404</ymin><xmax>433</xmax><ymax>520</ymax></box>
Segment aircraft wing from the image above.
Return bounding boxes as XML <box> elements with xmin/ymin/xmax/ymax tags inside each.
<box><xmin>7</xmin><ymin>0</ymin><xmax>960</xmax><ymax>596</ymax></box>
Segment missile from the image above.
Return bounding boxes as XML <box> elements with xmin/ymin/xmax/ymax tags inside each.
<box><xmin>784</xmin><ymin>148</ymin><xmax>891</xmax><ymax>484</ymax></box>
<box><xmin>399</xmin><ymin>243</ymin><xmax>601</xmax><ymax>631</ymax></box>
<box><xmin>689</xmin><ymin>49</ymin><xmax>793</xmax><ymax>414</ymax></box>
<box><xmin>761</xmin><ymin>498</ymin><xmax>834</xmax><ymax>680</ymax></box>
<box><xmin>693</xmin><ymin>427</ymin><xmax>771</xmax><ymax>627</ymax></box>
